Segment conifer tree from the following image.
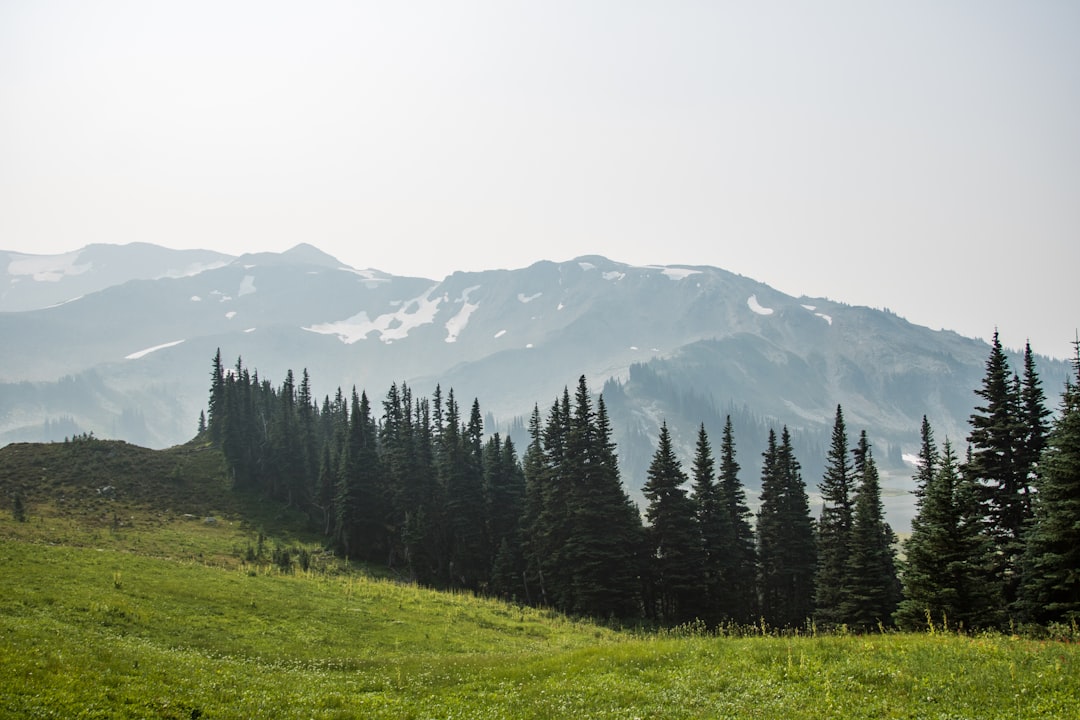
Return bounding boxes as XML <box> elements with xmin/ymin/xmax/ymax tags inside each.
<box><xmin>207</xmin><ymin>348</ymin><xmax>225</xmax><ymax>444</ymax></box>
<box><xmin>814</xmin><ymin>405</ymin><xmax>854</xmax><ymax>628</ymax></box>
<box><xmin>757</xmin><ymin>427</ymin><xmax>816</xmax><ymax>628</ymax></box>
<box><xmin>691</xmin><ymin>423</ymin><xmax>726</xmax><ymax>625</ymax></box>
<box><xmin>840</xmin><ymin>432</ymin><xmax>900</xmax><ymax>630</ymax></box>
<box><xmin>1018</xmin><ymin>341</ymin><xmax>1080</xmax><ymax>624</ymax></box>
<box><xmin>896</xmin><ymin>427</ymin><xmax>993</xmax><ymax>630</ymax></box>
<box><xmin>564</xmin><ymin>379</ymin><xmax>643</xmax><ymax>619</ymax></box>
<box><xmin>1018</xmin><ymin>342</ymin><xmax>1051</xmax><ymax>492</ymax></box>
<box><xmin>966</xmin><ymin>331</ymin><xmax>1030</xmax><ymax>615</ymax></box>
<box><xmin>643</xmin><ymin>422</ymin><xmax>706</xmax><ymax>624</ymax></box>
<box><xmin>334</xmin><ymin>389</ymin><xmax>383</xmax><ymax>561</ymax></box>
<box><xmin>486</xmin><ymin>435</ymin><xmax>526</xmax><ymax>600</ymax></box>
<box><xmin>717</xmin><ymin>415</ymin><xmax>758</xmax><ymax>624</ymax></box>
<box><xmin>520</xmin><ymin>405</ymin><xmax>550</xmax><ymax>607</ymax></box>
<box><xmin>441</xmin><ymin>391</ymin><xmax>487</xmax><ymax>589</ymax></box>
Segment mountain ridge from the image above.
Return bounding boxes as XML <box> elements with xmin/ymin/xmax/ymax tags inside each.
<box><xmin>1</xmin><ymin>243</ymin><xmax>1071</xmax><ymax>532</ymax></box>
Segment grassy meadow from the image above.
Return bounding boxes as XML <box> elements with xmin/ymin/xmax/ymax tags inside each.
<box><xmin>2</xmin><ymin>439</ymin><xmax>1079</xmax><ymax>718</ymax></box>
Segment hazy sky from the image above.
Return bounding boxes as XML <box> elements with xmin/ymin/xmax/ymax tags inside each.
<box><xmin>2</xmin><ymin>1</ymin><xmax>1078</xmax><ymax>359</ymax></box>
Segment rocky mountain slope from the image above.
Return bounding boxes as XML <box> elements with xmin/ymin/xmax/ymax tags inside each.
<box><xmin>1</xmin><ymin>243</ymin><xmax>1070</xmax><ymax>528</ymax></box>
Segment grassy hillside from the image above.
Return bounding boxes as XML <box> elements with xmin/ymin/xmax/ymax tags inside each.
<box><xmin>2</xmin><ymin>439</ymin><xmax>1079</xmax><ymax>718</ymax></box>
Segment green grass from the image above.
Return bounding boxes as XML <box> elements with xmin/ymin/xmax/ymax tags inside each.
<box><xmin>3</xmin><ymin>440</ymin><xmax>1080</xmax><ymax>718</ymax></box>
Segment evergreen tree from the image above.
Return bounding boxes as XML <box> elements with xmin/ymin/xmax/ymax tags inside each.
<box><xmin>691</xmin><ymin>423</ymin><xmax>726</xmax><ymax>625</ymax></box>
<box><xmin>486</xmin><ymin>435</ymin><xmax>526</xmax><ymax>600</ymax></box>
<box><xmin>12</xmin><ymin>492</ymin><xmax>27</xmax><ymax>523</ymax></box>
<box><xmin>1018</xmin><ymin>342</ymin><xmax>1080</xmax><ymax>624</ymax></box>
<box><xmin>643</xmin><ymin>422</ymin><xmax>706</xmax><ymax>624</ymax></box>
<box><xmin>441</xmin><ymin>391</ymin><xmax>488</xmax><ymax>589</ymax></box>
<box><xmin>814</xmin><ymin>405</ymin><xmax>854</xmax><ymax>628</ymax></box>
<box><xmin>716</xmin><ymin>415</ymin><xmax>758</xmax><ymax>624</ymax></box>
<box><xmin>520</xmin><ymin>404</ymin><xmax>550</xmax><ymax>607</ymax></box>
<box><xmin>840</xmin><ymin>432</ymin><xmax>900</xmax><ymax>630</ymax></box>
<box><xmin>333</xmin><ymin>389</ymin><xmax>383</xmax><ymax>561</ymax></box>
<box><xmin>564</xmin><ymin>379</ymin><xmax>643</xmax><ymax>619</ymax></box>
<box><xmin>966</xmin><ymin>330</ymin><xmax>1030</xmax><ymax>614</ymax></box>
<box><xmin>757</xmin><ymin>427</ymin><xmax>816</xmax><ymax>628</ymax></box>
<box><xmin>207</xmin><ymin>348</ymin><xmax>225</xmax><ymax>444</ymax></box>
<box><xmin>896</xmin><ymin>430</ymin><xmax>995</xmax><ymax>630</ymax></box>
<box><xmin>1018</xmin><ymin>342</ymin><xmax>1051</xmax><ymax>493</ymax></box>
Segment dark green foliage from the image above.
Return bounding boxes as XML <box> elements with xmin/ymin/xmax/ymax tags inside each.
<box><xmin>692</xmin><ymin>419</ymin><xmax>756</xmax><ymax>625</ymax></box>
<box><xmin>757</xmin><ymin>427</ymin><xmax>816</xmax><ymax>628</ymax></box>
<box><xmin>643</xmin><ymin>422</ymin><xmax>706</xmax><ymax>624</ymax></box>
<box><xmin>12</xmin><ymin>492</ymin><xmax>27</xmax><ymax>522</ymax></box>
<box><xmin>896</xmin><ymin>427</ymin><xmax>997</xmax><ymax>631</ymax></box>
<box><xmin>691</xmin><ymin>423</ymin><xmax>725</xmax><ymax>625</ymax></box>
<box><xmin>715</xmin><ymin>416</ymin><xmax>758</xmax><ymax>624</ymax></box>
<box><xmin>839</xmin><ymin>432</ymin><xmax>900</xmax><ymax>631</ymax></box>
<box><xmin>563</xmin><ymin>384</ymin><xmax>643</xmax><ymax>619</ymax></box>
<box><xmin>814</xmin><ymin>405</ymin><xmax>854</xmax><ymax>628</ymax></box>
<box><xmin>965</xmin><ymin>331</ymin><xmax>1034</xmax><ymax>614</ymax></box>
<box><xmin>1019</xmin><ymin>343</ymin><xmax>1080</xmax><ymax>624</ymax></box>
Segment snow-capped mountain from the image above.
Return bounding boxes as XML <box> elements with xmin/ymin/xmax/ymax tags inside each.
<box><xmin>1</xmin><ymin>243</ymin><xmax>1070</xmax><ymax>530</ymax></box>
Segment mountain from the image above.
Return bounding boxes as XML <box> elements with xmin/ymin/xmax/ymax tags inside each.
<box><xmin>1</xmin><ymin>243</ymin><xmax>1070</xmax><ymax>529</ymax></box>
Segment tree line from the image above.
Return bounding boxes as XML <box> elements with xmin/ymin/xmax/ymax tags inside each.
<box><xmin>203</xmin><ymin>332</ymin><xmax>1080</xmax><ymax>630</ymax></box>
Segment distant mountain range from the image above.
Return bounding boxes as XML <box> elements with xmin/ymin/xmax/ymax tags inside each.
<box><xmin>2</xmin><ymin>242</ymin><xmax>1071</xmax><ymax>530</ymax></box>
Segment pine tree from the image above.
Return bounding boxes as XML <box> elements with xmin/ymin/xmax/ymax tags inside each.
<box><xmin>207</xmin><ymin>348</ymin><xmax>225</xmax><ymax>444</ymax></box>
<box><xmin>691</xmin><ymin>423</ymin><xmax>726</xmax><ymax>625</ymax></box>
<box><xmin>840</xmin><ymin>432</ymin><xmax>900</xmax><ymax>631</ymax></box>
<box><xmin>966</xmin><ymin>330</ymin><xmax>1030</xmax><ymax>614</ymax></box>
<box><xmin>334</xmin><ymin>389</ymin><xmax>383</xmax><ymax>561</ymax></box>
<box><xmin>896</xmin><ymin>430</ymin><xmax>995</xmax><ymax>630</ymax></box>
<box><xmin>643</xmin><ymin>422</ymin><xmax>706</xmax><ymax>624</ymax></box>
<box><xmin>717</xmin><ymin>416</ymin><xmax>758</xmax><ymax>624</ymax></box>
<box><xmin>757</xmin><ymin>427</ymin><xmax>816</xmax><ymax>628</ymax></box>
<box><xmin>1018</xmin><ymin>342</ymin><xmax>1051</xmax><ymax>494</ymax></box>
<box><xmin>814</xmin><ymin>405</ymin><xmax>854</xmax><ymax>628</ymax></box>
<box><xmin>564</xmin><ymin>379</ymin><xmax>643</xmax><ymax>619</ymax></box>
<box><xmin>1018</xmin><ymin>341</ymin><xmax>1080</xmax><ymax>625</ymax></box>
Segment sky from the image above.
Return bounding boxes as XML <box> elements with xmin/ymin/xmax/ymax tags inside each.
<box><xmin>2</xmin><ymin>1</ymin><xmax>1078</xmax><ymax>360</ymax></box>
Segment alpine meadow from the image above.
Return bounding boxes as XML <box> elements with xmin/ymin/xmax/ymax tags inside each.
<box><xmin>3</xmin><ymin>330</ymin><xmax>1080</xmax><ymax>718</ymax></box>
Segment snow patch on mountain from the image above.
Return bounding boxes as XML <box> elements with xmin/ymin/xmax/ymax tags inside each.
<box><xmin>159</xmin><ymin>261</ymin><xmax>228</xmax><ymax>279</ymax></box>
<box><xmin>238</xmin><ymin>275</ymin><xmax>256</xmax><ymax>296</ymax></box>
<box><xmin>603</xmin><ymin>271</ymin><xmax>626</xmax><ymax>281</ymax></box>
<box><xmin>190</xmin><ymin>296</ymin><xmax>202</xmax><ymax>302</ymax></box>
<box><xmin>340</xmin><ymin>267</ymin><xmax>391</xmax><ymax>288</ymax></box>
<box><xmin>225</xmin><ymin>311</ymin><xmax>237</xmax><ymax>320</ymax></box>
<box><xmin>8</xmin><ymin>251</ymin><xmax>92</xmax><ymax>282</ymax></box>
<box><xmin>660</xmin><ymin>267</ymin><xmax>700</xmax><ymax>281</ymax></box>
<box><xmin>747</xmin><ymin>295</ymin><xmax>774</xmax><ymax>315</ymax></box>
<box><xmin>495</xmin><ymin>330</ymin><xmax>507</xmax><ymax>338</ymax></box>
<box><xmin>518</xmin><ymin>292</ymin><xmax>542</xmax><ymax>303</ymax></box>
<box><xmin>303</xmin><ymin>285</ymin><xmax>442</xmax><ymax>344</ymax></box>
<box><xmin>125</xmin><ymin>339</ymin><xmax>185</xmax><ymax>360</ymax></box>
<box><xmin>579</xmin><ymin>262</ymin><xmax>597</xmax><ymax>271</ymax></box>
<box><xmin>445</xmin><ymin>286</ymin><xmax>481</xmax><ymax>343</ymax></box>
<box><xmin>244</xmin><ymin>328</ymin><xmax>256</xmax><ymax>333</ymax></box>
<box><xmin>802</xmin><ymin>303</ymin><xmax>832</xmax><ymax>325</ymax></box>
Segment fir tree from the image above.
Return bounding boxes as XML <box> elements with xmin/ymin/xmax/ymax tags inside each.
<box><xmin>717</xmin><ymin>415</ymin><xmax>758</xmax><ymax>624</ymax></box>
<box><xmin>966</xmin><ymin>330</ymin><xmax>1030</xmax><ymax>614</ymax></box>
<box><xmin>643</xmin><ymin>422</ymin><xmax>706</xmax><ymax>624</ymax></box>
<box><xmin>814</xmin><ymin>405</ymin><xmax>854</xmax><ymax>628</ymax></box>
<box><xmin>840</xmin><ymin>432</ymin><xmax>900</xmax><ymax>630</ymax></box>
<box><xmin>1018</xmin><ymin>341</ymin><xmax>1080</xmax><ymax>624</ymax></box>
<box><xmin>757</xmin><ymin>427</ymin><xmax>816</xmax><ymax>628</ymax></box>
<box><xmin>691</xmin><ymin>423</ymin><xmax>726</xmax><ymax>625</ymax></box>
<box><xmin>896</xmin><ymin>431</ymin><xmax>994</xmax><ymax>630</ymax></box>
<box><xmin>1018</xmin><ymin>342</ymin><xmax>1051</xmax><ymax>493</ymax></box>
<box><xmin>334</xmin><ymin>389</ymin><xmax>383</xmax><ymax>561</ymax></box>
<box><xmin>564</xmin><ymin>379</ymin><xmax>643</xmax><ymax>619</ymax></box>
